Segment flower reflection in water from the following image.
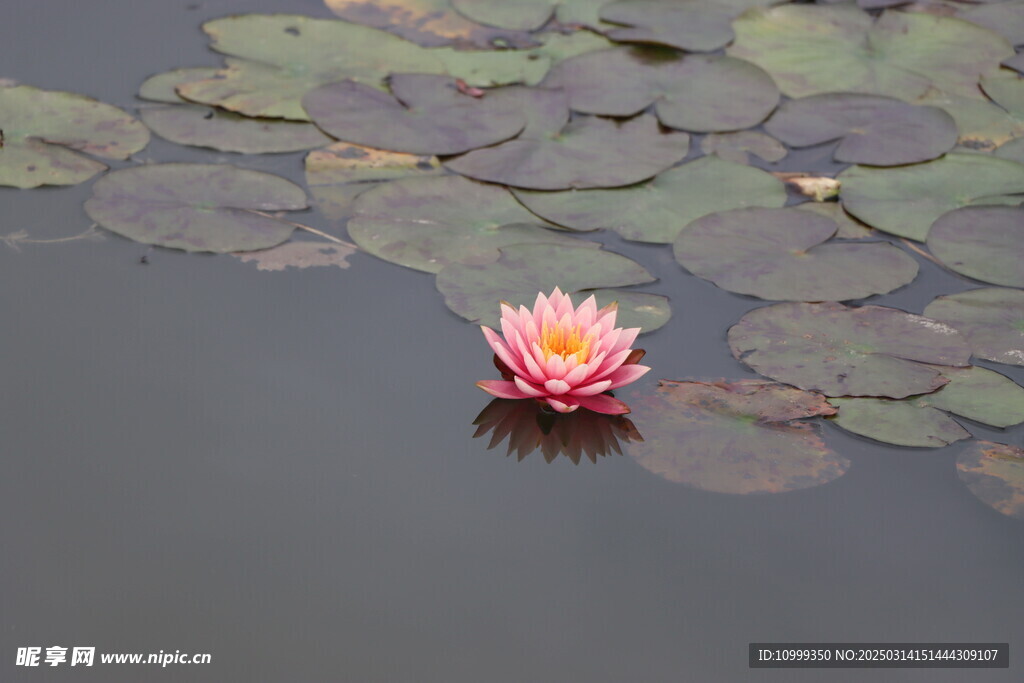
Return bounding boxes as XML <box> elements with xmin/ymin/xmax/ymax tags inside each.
<box><xmin>472</xmin><ymin>398</ymin><xmax>644</xmax><ymax>464</ymax></box>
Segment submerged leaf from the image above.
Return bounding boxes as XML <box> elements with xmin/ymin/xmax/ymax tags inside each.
<box><xmin>233</xmin><ymin>241</ymin><xmax>355</xmax><ymax>271</ymax></box>
<box><xmin>923</xmin><ymin>288</ymin><xmax>1024</xmax><ymax>366</ymax></box>
<box><xmin>956</xmin><ymin>440</ymin><xmax>1024</xmax><ymax>520</ymax></box>
<box><xmin>926</xmin><ymin>206</ymin><xmax>1024</xmax><ymax>288</ymax></box>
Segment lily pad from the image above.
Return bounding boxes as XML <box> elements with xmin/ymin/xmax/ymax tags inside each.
<box><xmin>764</xmin><ymin>93</ymin><xmax>957</xmax><ymax>166</ymax></box>
<box><xmin>450</xmin><ymin>0</ymin><xmax>608</xmax><ymax>31</ymax></box>
<box><xmin>917</xmin><ymin>89</ymin><xmax>1024</xmax><ymax>152</ymax></box>
<box><xmin>674</xmin><ymin>207</ymin><xmax>919</xmax><ymax>301</ymax></box>
<box><xmin>346</xmin><ymin>175</ymin><xmax>586</xmax><ymax>273</ymax></box>
<box><xmin>959</xmin><ymin>1</ymin><xmax>1024</xmax><ymax>46</ymax></box>
<box><xmin>542</xmin><ymin>47</ymin><xmax>779</xmax><ymax>132</ymax></box>
<box><xmin>981</xmin><ymin>73</ymin><xmax>1024</xmax><ymax>119</ymax></box>
<box><xmin>598</xmin><ymin>0</ymin><xmax>769</xmax><ymax>52</ymax></box>
<box><xmin>436</xmin><ymin>242</ymin><xmax>655</xmax><ymax>327</ymax></box>
<box><xmin>700</xmin><ymin>131</ymin><xmax>786</xmax><ymax>165</ymax></box>
<box><xmin>84</xmin><ymin>163</ymin><xmax>308</xmax><ymax>253</ymax></box>
<box><xmin>829</xmin><ymin>365</ymin><xmax>1024</xmax><ymax>447</ymax></box>
<box><xmin>514</xmin><ymin>155</ymin><xmax>785</xmax><ymax>243</ymax></box>
<box><xmin>923</xmin><ymin>287</ymin><xmax>1024</xmax><ymax>366</ymax></box>
<box><xmin>176</xmin><ymin>14</ymin><xmax>447</xmax><ymax>120</ymax></box>
<box><xmin>0</xmin><ymin>84</ymin><xmax>149</xmax><ymax>188</ymax></box>
<box><xmin>305</xmin><ymin>142</ymin><xmax>443</xmax><ymax>222</ymax></box>
<box><xmin>927</xmin><ymin>206</ymin><xmax>1024</xmax><ymax>288</ymax></box>
<box><xmin>728</xmin><ymin>4</ymin><xmax>1013</xmax><ymax>100</ymax></box>
<box><xmin>838</xmin><ymin>154</ymin><xmax>1024</xmax><ymax>241</ymax></box>
<box><xmin>956</xmin><ymin>440</ymin><xmax>1024</xmax><ymax>520</ymax></box>
<box><xmin>795</xmin><ymin>202</ymin><xmax>873</xmax><ymax>240</ymax></box>
<box><xmin>627</xmin><ymin>379</ymin><xmax>848</xmax><ymax>494</ymax></box>
<box><xmin>324</xmin><ymin>0</ymin><xmax>538</xmax><ymax>47</ymax></box>
<box><xmin>445</xmin><ymin>96</ymin><xmax>690</xmax><ymax>189</ymax></box>
<box><xmin>1006</xmin><ymin>52</ymin><xmax>1024</xmax><ymax>75</ymax></box>
<box><xmin>232</xmin><ymin>241</ymin><xmax>356</xmax><ymax>271</ymax></box>
<box><xmin>138</xmin><ymin>67</ymin><xmax>221</xmax><ymax>103</ymax></box>
<box><xmin>589</xmin><ymin>289</ymin><xmax>671</xmax><ymax>334</ymax></box>
<box><xmin>728</xmin><ymin>302</ymin><xmax>972</xmax><ymax>398</ymax></box>
<box><xmin>996</xmin><ymin>137</ymin><xmax>1024</xmax><ymax>164</ymax></box>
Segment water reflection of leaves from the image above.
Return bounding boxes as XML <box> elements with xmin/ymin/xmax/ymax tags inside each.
<box><xmin>472</xmin><ymin>398</ymin><xmax>642</xmax><ymax>464</ymax></box>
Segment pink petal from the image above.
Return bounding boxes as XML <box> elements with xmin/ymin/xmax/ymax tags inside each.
<box><xmin>553</xmin><ymin>289</ymin><xmax>574</xmax><ymax>320</ymax></box>
<box><xmin>519</xmin><ymin>339</ymin><xmax>548</xmax><ymax>384</ymax></box>
<box><xmin>476</xmin><ymin>380</ymin><xmax>535</xmax><ymax>400</ymax></box>
<box><xmin>575</xmin><ymin>393</ymin><xmax>631</xmax><ymax>415</ymax></box>
<box><xmin>545</xmin><ymin>352</ymin><xmax>566</xmax><ymax>380</ymax></box>
<box><xmin>545</xmin><ymin>396</ymin><xmax>580</xmax><ymax>413</ymax></box>
<box><xmin>610</xmin><ymin>327</ymin><xmax>641</xmax><ymax>355</ymax></box>
<box><xmin>595</xmin><ymin>304</ymin><xmax>618</xmax><ymax>331</ymax></box>
<box><xmin>590</xmin><ymin>348</ymin><xmax>631</xmax><ymax>381</ymax></box>
<box><xmin>596</xmin><ymin>327</ymin><xmax>622</xmax><ymax>355</ymax></box>
<box><xmin>562</xmin><ymin>362</ymin><xmax>590</xmax><ymax>386</ymax></box>
<box><xmin>531</xmin><ymin>341</ymin><xmax>550</xmax><ymax>377</ymax></box>
<box><xmin>514</xmin><ymin>376</ymin><xmax>548</xmax><ymax>397</ymax></box>
<box><xmin>482</xmin><ymin>326</ymin><xmax>529</xmax><ymax>378</ymax></box>
<box><xmin>605</xmin><ymin>363</ymin><xmax>651</xmax><ymax>389</ymax></box>
<box><xmin>544</xmin><ymin>378</ymin><xmax>571</xmax><ymax>395</ymax></box>
<box><xmin>567</xmin><ymin>379</ymin><xmax>612</xmax><ymax>396</ymax></box>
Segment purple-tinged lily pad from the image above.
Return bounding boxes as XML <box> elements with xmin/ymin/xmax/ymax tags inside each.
<box><xmin>700</xmin><ymin>131</ymin><xmax>786</xmax><ymax>165</ymax></box>
<box><xmin>598</xmin><ymin>0</ymin><xmax>767</xmax><ymax>52</ymax></box>
<box><xmin>0</xmin><ymin>84</ymin><xmax>149</xmax><ymax>188</ymax></box>
<box><xmin>674</xmin><ymin>207</ymin><xmax>918</xmax><ymax>301</ymax></box>
<box><xmin>302</xmin><ymin>75</ymin><xmax>524</xmax><ymax>155</ymax></box>
<box><xmin>436</xmin><ymin>242</ymin><xmax>655</xmax><ymax>327</ymax></box>
<box><xmin>514</xmin><ymin>155</ymin><xmax>785</xmax><ymax>243</ymax></box>
<box><xmin>233</xmin><ymin>241</ymin><xmax>356</xmax><ymax>271</ymax></box>
<box><xmin>450</xmin><ymin>0</ymin><xmax>609</xmax><ymax>31</ymax></box>
<box><xmin>795</xmin><ymin>202</ymin><xmax>873</xmax><ymax>240</ymax></box>
<box><xmin>1005</xmin><ymin>52</ymin><xmax>1024</xmax><ymax>74</ymax></box>
<box><xmin>828</xmin><ymin>365</ymin><xmax>1024</xmax><ymax>447</ymax></box>
<box><xmin>627</xmin><ymin>379</ymin><xmax>848</xmax><ymax>494</ymax></box>
<box><xmin>347</xmin><ymin>175</ymin><xmax>586</xmax><ymax>274</ymax></box>
<box><xmin>838</xmin><ymin>154</ymin><xmax>1024</xmax><ymax>241</ymax></box>
<box><xmin>957</xmin><ymin>440</ymin><xmax>1024</xmax><ymax>520</ymax></box>
<box><xmin>84</xmin><ymin>163</ymin><xmax>308</xmax><ymax>253</ymax></box>
<box><xmin>542</xmin><ymin>47</ymin><xmax>779</xmax><ymax>132</ymax></box>
<box><xmin>764</xmin><ymin>93</ymin><xmax>957</xmax><ymax>166</ymax></box>
<box><xmin>959</xmin><ymin>1</ymin><xmax>1024</xmax><ymax>46</ymax></box>
<box><xmin>923</xmin><ymin>288</ymin><xmax>1024</xmax><ymax>366</ymax></box>
<box><xmin>728</xmin><ymin>4</ymin><xmax>1013</xmax><ymax>100</ymax></box>
<box><xmin>728</xmin><ymin>302</ymin><xmax>972</xmax><ymax>398</ymax></box>
<box><xmin>926</xmin><ymin>206</ymin><xmax>1024</xmax><ymax>288</ymax></box>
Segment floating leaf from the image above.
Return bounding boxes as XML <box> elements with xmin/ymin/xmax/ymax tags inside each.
<box><xmin>700</xmin><ymin>131</ymin><xmax>786</xmax><ymax>165</ymax></box>
<box><xmin>838</xmin><ymin>154</ymin><xmax>1024</xmax><ymax>241</ymax></box>
<box><xmin>996</xmin><ymin>137</ymin><xmax>1024</xmax><ymax>164</ymax></box>
<box><xmin>0</xmin><ymin>84</ymin><xmax>149</xmax><ymax>188</ymax></box>
<box><xmin>303</xmin><ymin>74</ymin><xmax>524</xmax><ymax>155</ymax></box>
<box><xmin>514</xmin><ymin>156</ymin><xmax>785</xmax><ymax>243</ymax></box>
<box><xmin>1006</xmin><ymin>52</ymin><xmax>1024</xmax><ymax>75</ymax></box>
<box><xmin>542</xmin><ymin>47</ymin><xmax>779</xmax><ymax>132</ymax></box>
<box><xmin>917</xmin><ymin>89</ymin><xmax>1024</xmax><ymax>152</ymax></box>
<box><xmin>324</xmin><ymin>0</ymin><xmax>538</xmax><ymax>47</ymax></box>
<box><xmin>176</xmin><ymin>14</ymin><xmax>447</xmax><ymax>120</ymax></box>
<box><xmin>959</xmin><ymin>1</ymin><xmax>1024</xmax><ymax>46</ymax></box>
<box><xmin>927</xmin><ymin>206</ymin><xmax>1024</xmax><ymax>288</ymax></box>
<box><xmin>829</xmin><ymin>365</ymin><xmax>1024</xmax><ymax>447</ymax></box>
<box><xmin>436</xmin><ymin>242</ymin><xmax>655</xmax><ymax>327</ymax></box>
<box><xmin>764</xmin><ymin>93</ymin><xmax>957</xmax><ymax>166</ymax></box>
<box><xmin>923</xmin><ymin>287</ymin><xmax>1024</xmax><ymax>366</ymax></box>
<box><xmin>981</xmin><ymin>73</ymin><xmax>1024</xmax><ymax>120</ymax></box>
<box><xmin>305</xmin><ymin>142</ymin><xmax>442</xmax><ymax>222</ymax></box>
<box><xmin>445</xmin><ymin>89</ymin><xmax>690</xmax><ymax>189</ymax></box>
<box><xmin>450</xmin><ymin>0</ymin><xmax>609</xmax><ymax>31</ymax></box>
<box><xmin>138</xmin><ymin>67</ymin><xmax>221</xmax><ymax>103</ymax></box>
<box><xmin>84</xmin><ymin>163</ymin><xmax>308</xmax><ymax>252</ymax></box>
<box><xmin>232</xmin><ymin>241</ymin><xmax>355</xmax><ymax>271</ymax></box>
<box><xmin>728</xmin><ymin>4</ymin><xmax>1013</xmax><ymax>100</ymax></box>
<box><xmin>589</xmin><ymin>289</ymin><xmax>671</xmax><ymax>333</ymax></box>
<box><xmin>627</xmin><ymin>379</ymin><xmax>848</xmax><ymax>494</ymax></box>
<box><xmin>795</xmin><ymin>202</ymin><xmax>873</xmax><ymax>240</ymax></box>
<box><xmin>598</xmin><ymin>0</ymin><xmax>780</xmax><ymax>52</ymax></box>
<box><xmin>674</xmin><ymin>207</ymin><xmax>918</xmax><ymax>301</ymax></box>
<box><xmin>728</xmin><ymin>302</ymin><xmax>972</xmax><ymax>398</ymax></box>
<box><xmin>957</xmin><ymin>440</ymin><xmax>1024</xmax><ymax>520</ymax></box>
<box><xmin>347</xmin><ymin>175</ymin><xmax>585</xmax><ymax>273</ymax></box>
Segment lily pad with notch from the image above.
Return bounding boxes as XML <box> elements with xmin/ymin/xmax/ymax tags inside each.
<box><xmin>837</xmin><ymin>154</ymin><xmax>1024</xmax><ymax>241</ymax></box>
<box><xmin>673</xmin><ymin>207</ymin><xmax>918</xmax><ymax>301</ymax></box>
<box><xmin>436</xmin><ymin>242</ymin><xmax>656</xmax><ymax>327</ymax></box>
<box><xmin>764</xmin><ymin>93</ymin><xmax>957</xmax><ymax>166</ymax></box>
<box><xmin>0</xmin><ymin>84</ymin><xmax>149</xmax><ymax>188</ymax></box>
<box><xmin>923</xmin><ymin>287</ymin><xmax>1024</xmax><ymax>366</ymax></box>
<box><xmin>728</xmin><ymin>301</ymin><xmax>973</xmax><ymax>398</ymax></box>
<box><xmin>598</xmin><ymin>0</ymin><xmax>777</xmax><ymax>52</ymax></box>
<box><xmin>450</xmin><ymin>0</ymin><xmax>610</xmax><ymax>31</ymax></box>
<box><xmin>84</xmin><ymin>163</ymin><xmax>308</xmax><ymax>253</ymax></box>
<box><xmin>626</xmin><ymin>379</ymin><xmax>849</xmax><ymax>494</ymax></box>
<box><xmin>917</xmin><ymin>89</ymin><xmax>1024</xmax><ymax>152</ymax></box>
<box><xmin>956</xmin><ymin>440</ymin><xmax>1024</xmax><ymax>520</ymax></box>
<box><xmin>926</xmin><ymin>206</ymin><xmax>1024</xmax><ymax>288</ymax></box>
<box><xmin>514</xmin><ymin>155</ymin><xmax>785</xmax><ymax>243</ymax></box>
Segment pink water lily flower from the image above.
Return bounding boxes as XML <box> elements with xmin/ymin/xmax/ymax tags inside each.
<box><xmin>477</xmin><ymin>287</ymin><xmax>651</xmax><ymax>415</ymax></box>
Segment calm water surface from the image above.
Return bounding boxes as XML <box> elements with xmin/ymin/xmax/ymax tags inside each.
<box><xmin>2</xmin><ymin>1</ymin><xmax>1022</xmax><ymax>681</ymax></box>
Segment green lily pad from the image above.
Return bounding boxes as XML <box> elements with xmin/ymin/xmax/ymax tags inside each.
<box><xmin>542</xmin><ymin>47</ymin><xmax>779</xmax><ymax>132</ymax></box>
<box><xmin>728</xmin><ymin>4</ymin><xmax>1013</xmax><ymax>100</ymax></box>
<box><xmin>589</xmin><ymin>289</ymin><xmax>671</xmax><ymax>334</ymax></box>
<box><xmin>445</xmin><ymin>97</ymin><xmax>690</xmax><ymax>189</ymax></box>
<box><xmin>838</xmin><ymin>154</ymin><xmax>1024</xmax><ymax>241</ymax></box>
<box><xmin>347</xmin><ymin>175</ymin><xmax>586</xmax><ymax>273</ymax></box>
<box><xmin>138</xmin><ymin>67</ymin><xmax>222</xmax><ymax>103</ymax></box>
<box><xmin>956</xmin><ymin>440</ymin><xmax>1024</xmax><ymax>520</ymax></box>
<box><xmin>764</xmin><ymin>93</ymin><xmax>957</xmax><ymax>166</ymax></box>
<box><xmin>176</xmin><ymin>14</ymin><xmax>447</xmax><ymax>120</ymax></box>
<box><xmin>700</xmin><ymin>131</ymin><xmax>786</xmax><ymax>165</ymax></box>
<box><xmin>305</xmin><ymin>142</ymin><xmax>443</xmax><ymax>222</ymax></box>
<box><xmin>829</xmin><ymin>365</ymin><xmax>1024</xmax><ymax>447</ymax></box>
<box><xmin>673</xmin><ymin>207</ymin><xmax>919</xmax><ymax>301</ymax></box>
<box><xmin>795</xmin><ymin>202</ymin><xmax>873</xmax><ymax>240</ymax></box>
<box><xmin>728</xmin><ymin>302</ymin><xmax>972</xmax><ymax>398</ymax></box>
<box><xmin>513</xmin><ymin>155</ymin><xmax>785</xmax><ymax>243</ymax></box>
<box><xmin>324</xmin><ymin>0</ymin><xmax>538</xmax><ymax>47</ymax></box>
<box><xmin>981</xmin><ymin>73</ymin><xmax>1024</xmax><ymax>119</ymax></box>
<box><xmin>0</xmin><ymin>84</ymin><xmax>149</xmax><ymax>188</ymax></box>
<box><xmin>436</xmin><ymin>242</ymin><xmax>655</xmax><ymax>326</ymax></box>
<box><xmin>959</xmin><ymin>1</ymin><xmax>1024</xmax><ymax>46</ymax></box>
<box><xmin>450</xmin><ymin>0</ymin><xmax>609</xmax><ymax>31</ymax></box>
<box><xmin>232</xmin><ymin>241</ymin><xmax>356</xmax><ymax>271</ymax></box>
<box><xmin>627</xmin><ymin>379</ymin><xmax>848</xmax><ymax>494</ymax></box>
<box><xmin>303</xmin><ymin>74</ymin><xmax>524</xmax><ymax>155</ymax></box>
<box><xmin>927</xmin><ymin>206</ymin><xmax>1024</xmax><ymax>288</ymax></box>
<box><xmin>923</xmin><ymin>287</ymin><xmax>1024</xmax><ymax>366</ymax></box>
<box><xmin>917</xmin><ymin>89</ymin><xmax>1024</xmax><ymax>152</ymax></box>
<box><xmin>84</xmin><ymin>163</ymin><xmax>308</xmax><ymax>253</ymax></box>
<box><xmin>996</xmin><ymin>137</ymin><xmax>1024</xmax><ymax>164</ymax></box>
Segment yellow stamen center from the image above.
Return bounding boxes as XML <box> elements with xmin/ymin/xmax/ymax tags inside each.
<box><xmin>540</xmin><ymin>322</ymin><xmax>590</xmax><ymax>364</ymax></box>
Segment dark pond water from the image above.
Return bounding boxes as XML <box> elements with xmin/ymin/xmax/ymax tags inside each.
<box><xmin>2</xmin><ymin>1</ymin><xmax>1022</xmax><ymax>681</ymax></box>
